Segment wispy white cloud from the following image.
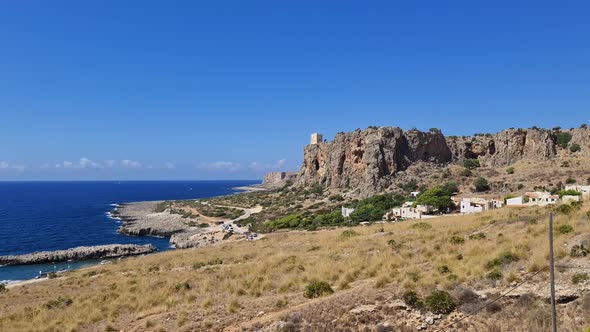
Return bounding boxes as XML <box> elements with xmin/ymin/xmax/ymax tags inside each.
<box><xmin>121</xmin><ymin>160</ymin><xmax>142</xmax><ymax>169</ymax></box>
<box><xmin>55</xmin><ymin>158</ymin><xmax>102</xmax><ymax>169</ymax></box>
<box><xmin>200</xmin><ymin>161</ymin><xmax>242</xmax><ymax>172</ymax></box>
<box><xmin>248</xmin><ymin>158</ymin><xmax>288</xmax><ymax>172</ymax></box>
<box><xmin>104</xmin><ymin>160</ymin><xmax>115</xmax><ymax>168</ymax></box>
<box><xmin>0</xmin><ymin>161</ymin><xmax>25</xmax><ymax>171</ymax></box>
<box><xmin>164</xmin><ymin>162</ymin><xmax>176</xmax><ymax>169</ymax></box>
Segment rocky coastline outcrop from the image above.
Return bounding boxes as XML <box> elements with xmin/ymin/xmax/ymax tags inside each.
<box><xmin>267</xmin><ymin>125</ymin><xmax>590</xmax><ymax>196</ymax></box>
<box><xmin>114</xmin><ymin>202</ymin><xmax>189</xmax><ymax>237</ymax></box>
<box><xmin>0</xmin><ymin>244</ymin><xmax>156</xmax><ymax>266</ymax></box>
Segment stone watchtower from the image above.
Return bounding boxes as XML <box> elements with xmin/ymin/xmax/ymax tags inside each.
<box><xmin>310</xmin><ymin>133</ymin><xmax>323</xmax><ymax>145</ymax></box>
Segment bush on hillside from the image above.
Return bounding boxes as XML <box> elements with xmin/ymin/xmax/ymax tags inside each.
<box><xmin>559</xmin><ymin>189</ymin><xmax>582</xmax><ymax>197</ymax></box>
<box><xmin>473</xmin><ymin>177</ymin><xmax>491</xmax><ymax>192</ymax></box>
<box><xmin>506</xmin><ymin>167</ymin><xmax>515</xmax><ymax>174</ymax></box>
<box><xmin>566</xmin><ymin>177</ymin><xmax>577</xmax><ymax>184</ymax></box>
<box><xmin>461</xmin><ymin>168</ymin><xmax>473</xmax><ymax>177</ymax></box>
<box><xmin>570</xmin><ymin>143</ymin><xmax>581</xmax><ymax>153</ymax></box>
<box><xmin>555</xmin><ymin>131</ymin><xmax>572</xmax><ymax>148</ymax></box>
<box><xmin>0</xmin><ymin>283</ymin><xmax>6</xmax><ymax>293</ymax></box>
<box><xmin>304</xmin><ymin>281</ymin><xmax>334</xmax><ymax>298</ymax></box>
<box><xmin>463</xmin><ymin>159</ymin><xmax>481</xmax><ymax>169</ymax></box>
<box><xmin>402</xmin><ymin>290</ymin><xmax>423</xmax><ymax>308</ymax></box>
<box><xmin>424</xmin><ymin>290</ymin><xmax>456</xmax><ymax>314</ymax></box>
<box><xmin>556</xmin><ymin>224</ymin><xmax>574</xmax><ymax>235</ymax></box>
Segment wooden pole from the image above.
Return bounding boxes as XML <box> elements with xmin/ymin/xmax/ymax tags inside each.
<box><xmin>549</xmin><ymin>212</ymin><xmax>557</xmax><ymax>332</ymax></box>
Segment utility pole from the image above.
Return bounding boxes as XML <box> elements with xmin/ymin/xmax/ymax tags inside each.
<box><xmin>548</xmin><ymin>212</ymin><xmax>557</xmax><ymax>332</ymax></box>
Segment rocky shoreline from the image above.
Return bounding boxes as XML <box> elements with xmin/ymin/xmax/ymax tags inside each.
<box><xmin>0</xmin><ymin>244</ymin><xmax>156</xmax><ymax>266</ymax></box>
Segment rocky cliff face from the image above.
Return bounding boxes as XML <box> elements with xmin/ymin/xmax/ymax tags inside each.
<box><xmin>296</xmin><ymin>127</ymin><xmax>452</xmax><ymax>195</ymax></box>
<box><xmin>271</xmin><ymin>126</ymin><xmax>588</xmax><ymax>196</ymax></box>
<box><xmin>262</xmin><ymin>172</ymin><xmax>299</xmax><ymax>188</ymax></box>
<box><xmin>447</xmin><ymin>128</ymin><xmax>557</xmax><ymax>166</ymax></box>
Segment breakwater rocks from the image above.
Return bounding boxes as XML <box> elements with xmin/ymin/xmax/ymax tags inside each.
<box><xmin>0</xmin><ymin>244</ymin><xmax>156</xmax><ymax>266</ymax></box>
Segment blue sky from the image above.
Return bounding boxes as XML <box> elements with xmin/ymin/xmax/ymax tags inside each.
<box><xmin>1</xmin><ymin>1</ymin><xmax>589</xmax><ymax>180</ymax></box>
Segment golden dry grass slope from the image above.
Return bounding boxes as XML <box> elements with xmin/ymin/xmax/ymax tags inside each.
<box><xmin>1</xmin><ymin>204</ymin><xmax>590</xmax><ymax>332</ymax></box>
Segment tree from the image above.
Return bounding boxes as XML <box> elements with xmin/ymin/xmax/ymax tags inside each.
<box><xmin>350</xmin><ymin>204</ymin><xmax>384</xmax><ymax>222</ymax></box>
<box><xmin>440</xmin><ymin>182</ymin><xmax>458</xmax><ymax>196</ymax></box>
<box><xmin>506</xmin><ymin>167</ymin><xmax>515</xmax><ymax>174</ymax></box>
<box><xmin>473</xmin><ymin>177</ymin><xmax>490</xmax><ymax>192</ymax></box>
<box><xmin>570</xmin><ymin>144</ymin><xmax>581</xmax><ymax>153</ymax></box>
<box><xmin>416</xmin><ymin>187</ymin><xmax>454</xmax><ymax>212</ymax></box>
<box><xmin>555</xmin><ymin>132</ymin><xmax>572</xmax><ymax>149</ymax></box>
<box><xmin>463</xmin><ymin>159</ymin><xmax>480</xmax><ymax>169</ymax></box>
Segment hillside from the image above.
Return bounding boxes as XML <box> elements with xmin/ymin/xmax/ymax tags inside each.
<box><xmin>264</xmin><ymin>125</ymin><xmax>590</xmax><ymax>197</ymax></box>
<box><xmin>1</xmin><ymin>204</ymin><xmax>589</xmax><ymax>331</ymax></box>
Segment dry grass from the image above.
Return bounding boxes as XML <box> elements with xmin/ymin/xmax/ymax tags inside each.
<box><xmin>1</xmin><ymin>204</ymin><xmax>589</xmax><ymax>331</ymax></box>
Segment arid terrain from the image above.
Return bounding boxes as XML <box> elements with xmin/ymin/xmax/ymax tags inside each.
<box><xmin>1</xmin><ymin>202</ymin><xmax>589</xmax><ymax>331</ymax></box>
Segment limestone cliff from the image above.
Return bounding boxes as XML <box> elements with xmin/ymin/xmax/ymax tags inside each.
<box><xmin>267</xmin><ymin>126</ymin><xmax>588</xmax><ymax>196</ymax></box>
<box><xmin>447</xmin><ymin>128</ymin><xmax>557</xmax><ymax>166</ymax></box>
<box><xmin>296</xmin><ymin>127</ymin><xmax>452</xmax><ymax>195</ymax></box>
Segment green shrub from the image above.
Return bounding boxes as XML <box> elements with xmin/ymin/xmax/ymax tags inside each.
<box><xmin>506</xmin><ymin>167</ymin><xmax>515</xmax><ymax>174</ymax></box>
<box><xmin>304</xmin><ymin>281</ymin><xmax>334</xmax><ymax>298</ymax></box>
<box><xmin>566</xmin><ymin>177</ymin><xmax>577</xmax><ymax>185</ymax></box>
<box><xmin>469</xmin><ymin>233</ymin><xmax>487</xmax><ymax>240</ymax></box>
<box><xmin>402</xmin><ymin>290</ymin><xmax>423</xmax><ymax>308</ymax></box>
<box><xmin>559</xmin><ymin>189</ymin><xmax>582</xmax><ymax>197</ymax></box>
<box><xmin>463</xmin><ymin>159</ymin><xmax>481</xmax><ymax>169</ymax></box>
<box><xmin>44</xmin><ymin>297</ymin><xmax>73</xmax><ymax>310</ymax></box>
<box><xmin>461</xmin><ymin>168</ymin><xmax>473</xmax><ymax>177</ymax></box>
<box><xmin>473</xmin><ymin>177</ymin><xmax>491</xmax><ymax>192</ymax></box>
<box><xmin>437</xmin><ymin>265</ymin><xmax>451</xmax><ymax>274</ymax></box>
<box><xmin>587</xmin><ymin>177</ymin><xmax>590</xmax><ymax>185</ymax></box>
<box><xmin>555</xmin><ymin>132</ymin><xmax>572</xmax><ymax>148</ymax></box>
<box><xmin>517</xmin><ymin>184</ymin><xmax>525</xmax><ymax>190</ymax></box>
<box><xmin>487</xmin><ymin>270</ymin><xmax>503</xmax><ymax>280</ymax></box>
<box><xmin>486</xmin><ymin>251</ymin><xmax>519</xmax><ymax>269</ymax></box>
<box><xmin>423</xmin><ymin>290</ymin><xmax>456</xmax><ymax>314</ymax></box>
<box><xmin>388</xmin><ymin>239</ymin><xmax>401</xmax><ymax>249</ymax></box>
<box><xmin>175</xmin><ymin>282</ymin><xmax>191</xmax><ymax>291</ymax></box>
<box><xmin>0</xmin><ymin>283</ymin><xmax>6</xmax><ymax>293</ymax></box>
<box><xmin>570</xmin><ymin>144</ymin><xmax>581</xmax><ymax>153</ymax></box>
<box><xmin>449</xmin><ymin>236</ymin><xmax>465</xmax><ymax>245</ymax></box>
<box><xmin>572</xmin><ymin>273</ymin><xmax>589</xmax><ymax>284</ymax></box>
<box><xmin>556</xmin><ymin>224</ymin><xmax>574</xmax><ymax>235</ymax></box>
<box><xmin>48</xmin><ymin>272</ymin><xmax>58</xmax><ymax>279</ymax></box>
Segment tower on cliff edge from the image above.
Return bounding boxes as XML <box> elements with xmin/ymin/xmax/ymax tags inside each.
<box><xmin>310</xmin><ymin>133</ymin><xmax>323</xmax><ymax>145</ymax></box>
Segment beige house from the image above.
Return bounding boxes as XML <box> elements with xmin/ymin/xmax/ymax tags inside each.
<box><xmin>460</xmin><ymin>197</ymin><xmax>503</xmax><ymax>214</ymax></box>
<box><xmin>386</xmin><ymin>207</ymin><xmax>423</xmax><ymax>220</ymax></box>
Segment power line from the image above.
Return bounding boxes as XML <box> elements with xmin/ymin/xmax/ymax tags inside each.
<box><xmin>435</xmin><ymin>267</ymin><xmax>547</xmax><ymax>331</ymax></box>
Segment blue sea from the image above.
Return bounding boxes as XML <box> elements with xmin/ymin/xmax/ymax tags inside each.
<box><xmin>0</xmin><ymin>180</ymin><xmax>259</xmax><ymax>283</ymax></box>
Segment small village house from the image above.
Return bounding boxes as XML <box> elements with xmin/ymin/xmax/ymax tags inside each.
<box><xmin>341</xmin><ymin>207</ymin><xmax>355</xmax><ymax>218</ymax></box>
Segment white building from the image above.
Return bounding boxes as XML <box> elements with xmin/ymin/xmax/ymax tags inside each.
<box><xmin>525</xmin><ymin>192</ymin><xmax>560</xmax><ymax>206</ymax></box>
<box><xmin>507</xmin><ymin>192</ymin><xmax>560</xmax><ymax>207</ymax></box>
<box><xmin>564</xmin><ymin>185</ymin><xmax>590</xmax><ymax>199</ymax></box>
<box><xmin>506</xmin><ymin>196</ymin><xmax>524</xmax><ymax>206</ymax></box>
<box><xmin>341</xmin><ymin>207</ymin><xmax>355</xmax><ymax>218</ymax></box>
<box><xmin>386</xmin><ymin>207</ymin><xmax>423</xmax><ymax>220</ymax></box>
<box><xmin>410</xmin><ymin>191</ymin><xmax>421</xmax><ymax>198</ymax></box>
<box><xmin>310</xmin><ymin>133</ymin><xmax>324</xmax><ymax>145</ymax></box>
<box><xmin>562</xmin><ymin>195</ymin><xmax>581</xmax><ymax>204</ymax></box>
<box><xmin>460</xmin><ymin>198</ymin><xmax>496</xmax><ymax>214</ymax></box>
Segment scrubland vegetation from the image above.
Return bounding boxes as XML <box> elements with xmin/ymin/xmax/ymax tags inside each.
<box><xmin>1</xmin><ymin>202</ymin><xmax>589</xmax><ymax>331</ymax></box>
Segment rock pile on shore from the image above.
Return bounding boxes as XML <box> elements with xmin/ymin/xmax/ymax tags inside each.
<box><xmin>0</xmin><ymin>244</ymin><xmax>156</xmax><ymax>266</ymax></box>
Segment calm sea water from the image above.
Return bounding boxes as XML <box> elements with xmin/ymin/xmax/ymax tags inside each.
<box><xmin>0</xmin><ymin>180</ymin><xmax>259</xmax><ymax>282</ymax></box>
